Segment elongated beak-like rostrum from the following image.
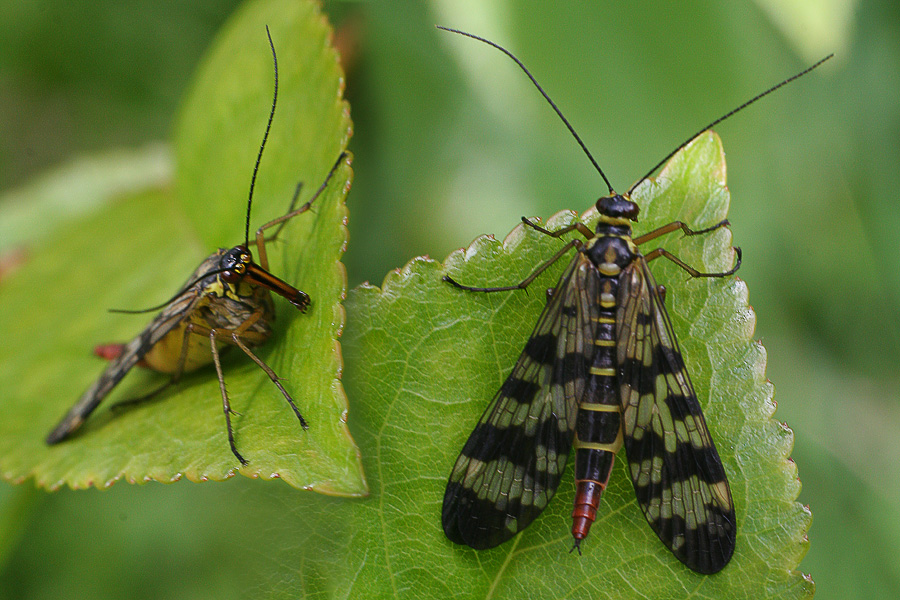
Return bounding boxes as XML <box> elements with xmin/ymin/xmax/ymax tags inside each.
<box><xmin>244</xmin><ymin>262</ymin><xmax>310</xmax><ymax>311</ymax></box>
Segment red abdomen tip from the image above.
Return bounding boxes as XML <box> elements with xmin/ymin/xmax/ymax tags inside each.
<box><xmin>571</xmin><ymin>480</ymin><xmax>605</xmax><ymax>542</ymax></box>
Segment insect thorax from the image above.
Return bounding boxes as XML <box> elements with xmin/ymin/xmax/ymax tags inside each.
<box><xmin>584</xmin><ymin>225</ymin><xmax>637</xmax><ymax>277</ymax></box>
<box><xmin>196</xmin><ymin>249</ymin><xmax>276</xmax><ymax>339</ymax></box>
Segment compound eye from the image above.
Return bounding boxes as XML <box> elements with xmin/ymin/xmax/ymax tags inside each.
<box><xmin>221</xmin><ymin>262</ymin><xmax>246</xmax><ymax>283</ymax></box>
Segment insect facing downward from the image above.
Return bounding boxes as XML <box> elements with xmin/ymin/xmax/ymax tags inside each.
<box><xmin>438</xmin><ymin>27</ymin><xmax>831</xmax><ymax>573</ymax></box>
<box><xmin>45</xmin><ymin>28</ymin><xmax>346</xmax><ymax>466</ymax></box>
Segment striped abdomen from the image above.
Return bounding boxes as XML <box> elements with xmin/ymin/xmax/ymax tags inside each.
<box><xmin>571</xmin><ymin>228</ymin><xmax>633</xmax><ymax>549</ymax></box>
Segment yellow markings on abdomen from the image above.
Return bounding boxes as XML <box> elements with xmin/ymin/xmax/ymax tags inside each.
<box><xmin>589</xmin><ymin>366</ymin><xmax>616</xmax><ymax>377</ymax></box>
<box><xmin>579</xmin><ymin>403</ymin><xmax>620</xmax><ymax>412</ymax></box>
<box><xmin>574</xmin><ymin>440</ymin><xmax>621</xmax><ymax>452</ymax></box>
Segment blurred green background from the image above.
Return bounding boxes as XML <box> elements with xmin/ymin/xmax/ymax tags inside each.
<box><xmin>1</xmin><ymin>0</ymin><xmax>897</xmax><ymax>598</ymax></box>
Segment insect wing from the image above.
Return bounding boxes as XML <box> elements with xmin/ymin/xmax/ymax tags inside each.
<box><xmin>46</xmin><ymin>287</ymin><xmax>201</xmax><ymax>444</ymax></box>
<box><xmin>443</xmin><ymin>254</ymin><xmax>600</xmax><ymax>548</ymax></box>
<box><xmin>616</xmin><ymin>257</ymin><xmax>736</xmax><ymax>573</ymax></box>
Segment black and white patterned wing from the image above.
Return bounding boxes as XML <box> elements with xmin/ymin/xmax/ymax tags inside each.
<box><xmin>616</xmin><ymin>257</ymin><xmax>736</xmax><ymax>574</ymax></box>
<box><xmin>443</xmin><ymin>253</ymin><xmax>601</xmax><ymax>549</ymax></box>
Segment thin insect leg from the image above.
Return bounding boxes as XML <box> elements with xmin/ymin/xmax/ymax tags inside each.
<box><xmin>231</xmin><ymin>335</ymin><xmax>308</xmax><ymax>429</ymax></box>
<box><xmin>183</xmin><ymin>315</ymin><xmax>268</xmax><ymax>347</ymax></box>
<box><xmin>230</xmin><ymin>308</ymin><xmax>264</xmax><ymax>336</ymax></box>
<box><xmin>110</xmin><ymin>324</ymin><xmax>194</xmax><ymax>412</ymax></box>
<box><xmin>644</xmin><ymin>246</ymin><xmax>742</xmax><ymax>277</ymax></box>
<box><xmin>108</xmin><ymin>379</ymin><xmax>175</xmax><ymax>412</ymax></box>
<box><xmin>227</xmin><ymin>308</ymin><xmax>307</xmax><ymax>427</ymax></box>
<box><xmin>444</xmin><ymin>238</ymin><xmax>583</xmax><ymax>293</ymax></box>
<box><xmin>257</xmin><ymin>151</ymin><xmax>346</xmax><ymax>234</ymax></box>
<box><xmin>190</xmin><ymin>308</ymin><xmax>307</xmax><ymax>435</ymax></box>
<box><xmin>520</xmin><ymin>217</ymin><xmax>593</xmax><ymax>240</ymax></box>
<box><xmin>250</xmin><ymin>181</ymin><xmax>304</xmax><ymax>250</ymax></box>
<box><xmin>254</xmin><ymin>151</ymin><xmax>347</xmax><ymax>270</ymax></box>
<box><xmin>633</xmin><ymin>219</ymin><xmax>730</xmax><ymax>246</ymax></box>
<box><xmin>210</xmin><ymin>329</ymin><xmax>247</xmax><ymax>466</ymax></box>
<box><xmin>516</xmin><ymin>220</ymin><xmax>592</xmax><ymax>299</ymax></box>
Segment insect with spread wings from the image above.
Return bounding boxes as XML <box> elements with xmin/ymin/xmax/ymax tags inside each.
<box><xmin>45</xmin><ymin>28</ymin><xmax>346</xmax><ymax>466</ymax></box>
<box><xmin>438</xmin><ymin>27</ymin><xmax>830</xmax><ymax>574</ymax></box>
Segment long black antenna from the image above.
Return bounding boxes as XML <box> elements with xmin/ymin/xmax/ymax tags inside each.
<box><xmin>437</xmin><ymin>26</ymin><xmax>615</xmax><ymax>195</ymax></box>
<box><xmin>627</xmin><ymin>53</ymin><xmax>833</xmax><ymax>195</ymax></box>
<box><xmin>244</xmin><ymin>25</ymin><xmax>279</xmax><ymax>247</ymax></box>
<box><xmin>109</xmin><ymin>268</ymin><xmax>233</xmax><ymax>314</ymax></box>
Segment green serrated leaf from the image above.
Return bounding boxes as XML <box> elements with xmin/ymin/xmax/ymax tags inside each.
<box><xmin>250</xmin><ymin>132</ymin><xmax>812</xmax><ymax>598</ymax></box>
<box><xmin>0</xmin><ymin>0</ymin><xmax>366</xmax><ymax>496</ymax></box>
